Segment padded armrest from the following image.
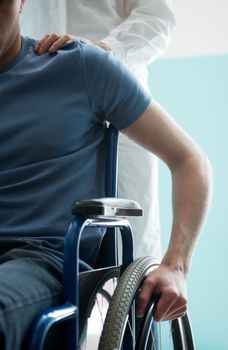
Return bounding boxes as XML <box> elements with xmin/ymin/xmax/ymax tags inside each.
<box><xmin>72</xmin><ymin>198</ymin><xmax>143</xmax><ymax>217</ymax></box>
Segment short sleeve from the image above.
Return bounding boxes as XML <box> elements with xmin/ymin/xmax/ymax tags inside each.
<box><xmin>78</xmin><ymin>41</ymin><xmax>152</xmax><ymax>130</ymax></box>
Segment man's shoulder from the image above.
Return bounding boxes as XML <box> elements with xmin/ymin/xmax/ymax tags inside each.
<box><xmin>21</xmin><ymin>36</ymin><xmax>82</xmax><ymax>73</ymax></box>
<box><xmin>56</xmin><ymin>39</ymin><xmax>119</xmax><ymax>78</ymax></box>
<box><xmin>26</xmin><ymin>36</ymin><xmax>82</xmax><ymax>52</ymax></box>
<box><xmin>49</xmin><ymin>39</ymin><xmax>108</xmax><ymax>69</ymax></box>
<box><xmin>57</xmin><ymin>39</ymin><xmax>82</xmax><ymax>54</ymax></box>
<box><xmin>22</xmin><ymin>37</ymin><xmax>125</xmax><ymax>89</ymax></box>
<box><xmin>22</xmin><ymin>36</ymin><xmax>117</xmax><ymax>73</ymax></box>
<box><xmin>58</xmin><ymin>39</ymin><xmax>112</xmax><ymax>63</ymax></box>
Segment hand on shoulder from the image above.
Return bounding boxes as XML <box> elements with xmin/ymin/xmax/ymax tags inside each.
<box><xmin>34</xmin><ymin>33</ymin><xmax>111</xmax><ymax>54</ymax></box>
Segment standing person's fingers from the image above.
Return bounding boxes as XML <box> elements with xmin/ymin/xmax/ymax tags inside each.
<box><xmin>36</xmin><ymin>34</ymin><xmax>63</xmax><ymax>54</ymax></box>
<box><xmin>34</xmin><ymin>34</ymin><xmax>110</xmax><ymax>56</ymax></box>
<box><xmin>34</xmin><ymin>34</ymin><xmax>50</xmax><ymax>52</ymax></box>
<box><xmin>34</xmin><ymin>34</ymin><xmax>76</xmax><ymax>54</ymax></box>
<box><xmin>48</xmin><ymin>35</ymin><xmax>76</xmax><ymax>53</ymax></box>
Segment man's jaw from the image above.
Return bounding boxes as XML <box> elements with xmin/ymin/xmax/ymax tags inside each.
<box><xmin>0</xmin><ymin>32</ymin><xmax>21</xmax><ymax>69</ymax></box>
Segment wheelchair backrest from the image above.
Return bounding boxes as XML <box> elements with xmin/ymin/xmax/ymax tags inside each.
<box><xmin>104</xmin><ymin>123</ymin><xmax>119</xmax><ymax>198</ymax></box>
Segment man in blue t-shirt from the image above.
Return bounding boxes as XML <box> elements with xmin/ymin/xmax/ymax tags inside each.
<box><xmin>0</xmin><ymin>1</ymin><xmax>212</xmax><ymax>349</ymax></box>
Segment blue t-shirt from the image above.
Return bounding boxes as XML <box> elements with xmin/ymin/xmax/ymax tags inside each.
<box><xmin>0</xmin><ymin>37</ymin><xmax>151</xmax><ymax>253</ymax></box>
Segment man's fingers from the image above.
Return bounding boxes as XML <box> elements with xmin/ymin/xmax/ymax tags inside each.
<box><xmin>153</xmin><ymin>289</ymin><xmax>177</xmax><ymax>321</ymax></box>
<box><xmin>154</xmin><ymin>291</ymin><xmax>187</xmax><ymax>322</ymax></box>
<box><xmin>159</xmin><ymin>304</ymin><xmax>187</xmax><ymax>321</ymax></box>
<box><xmin>136</xmin><ymin>277</ymin><xmax>157</xmax><ymax>318</ymax></box>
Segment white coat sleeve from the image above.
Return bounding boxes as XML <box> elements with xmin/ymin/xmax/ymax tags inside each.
<box><xmin>101</xmin><ymin>0</ymin><xmax>176</xmax><ymax>66</ymax></box>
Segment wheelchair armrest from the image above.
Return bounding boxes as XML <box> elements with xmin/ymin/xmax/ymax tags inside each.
<box><xmin>72</xmin><ymin>198</ymin><xmax>143</xmax><ymax>217</ymax></box>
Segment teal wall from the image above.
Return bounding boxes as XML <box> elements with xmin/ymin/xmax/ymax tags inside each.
<box><xmin>148</xmin><ymin>55</ymin><xmax>228</xmax><ymax>349</ymax></box>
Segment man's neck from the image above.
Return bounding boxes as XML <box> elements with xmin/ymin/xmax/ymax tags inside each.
<box><xmin>0</xmin><ymin>34</ymin><xmax>22</xmax><ymax>70</ymax></box>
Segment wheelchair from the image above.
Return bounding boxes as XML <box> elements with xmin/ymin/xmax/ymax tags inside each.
<box><xmin>26</xmin><ymin>124</ymin><xmax>195</xmax><ymax>350</ymax></box>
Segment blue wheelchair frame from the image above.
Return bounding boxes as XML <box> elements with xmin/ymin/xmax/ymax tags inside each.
<box><xmin>27</xmin><ymin>124</ymin><xmax>140</xmax><ymax>350</ymax></box>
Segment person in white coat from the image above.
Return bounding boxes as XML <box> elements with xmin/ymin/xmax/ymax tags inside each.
<box><xmin>20</xmin><ymin>0</ymin><xmax>176</xmax><ymax>260</ymax></box>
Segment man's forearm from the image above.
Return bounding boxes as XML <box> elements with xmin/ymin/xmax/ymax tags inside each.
<box><xmin>122</xmin><ymin>100</ymin><xmax>212</xmax><ymax>320</ymax></box>
<box><xmin>136</xmin><ymin>152</ymin><xmax>212</xmax><ymax>320</ymax></box>
<box><xmin>162</xmin><ymin>152</ymin><xmax>213</xmax><ymax>275</ymax></box>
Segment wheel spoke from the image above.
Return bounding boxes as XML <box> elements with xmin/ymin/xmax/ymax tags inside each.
<box><xmin>79</xmin><ymin>274</ymin><xmax>119</xmax><ymax>349</ymax></box>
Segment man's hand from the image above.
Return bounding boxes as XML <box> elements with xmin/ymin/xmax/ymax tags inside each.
<box><xmin>34</xmin><ymin>34</ymin><xmax>111</xmax><ymax>54</ymax></box>
<box><xmin>137</xmin><ymin>264</ymin><xmax>187</xmax><ymax>321</ymax></box>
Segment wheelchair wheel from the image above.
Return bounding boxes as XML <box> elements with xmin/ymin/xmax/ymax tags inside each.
<box><xmin>79</xmin><ymin>266</ymin><xmax>120</xmax><ymax>350</ymax></box>
<box><xmin>98</xmin><ymin>257</ymin><xmax>195</xmax><ymax>350</ymax></box>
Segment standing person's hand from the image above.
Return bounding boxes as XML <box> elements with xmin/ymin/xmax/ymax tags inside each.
<box><xmin>34</xmin><ymin>34</ymin><xmax>111</xmax><ymax>54</ymax></box>
<box><xmin>137</xmin><ymin>264</ymin><xmax>187</xmax><ymax>321</ymax></box>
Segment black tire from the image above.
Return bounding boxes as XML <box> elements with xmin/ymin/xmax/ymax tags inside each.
<box><xmin>98</xmin><ymin>257</ymin><xmax>195</xmax><ymax>350</ymax></box>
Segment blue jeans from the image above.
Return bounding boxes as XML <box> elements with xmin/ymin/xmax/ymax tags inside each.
<box><xmin>0</xmin><ymin>239</ymin><xmax>63</xmax><ymax>350</ymax></box>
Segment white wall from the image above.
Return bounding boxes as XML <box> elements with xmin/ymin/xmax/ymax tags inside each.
<box><xmin>165</xmin><ymin>0</ymin><xmax>228</xmax><ymax>58</ymax></box>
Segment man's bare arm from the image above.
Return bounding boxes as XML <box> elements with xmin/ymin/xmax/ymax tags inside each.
<box><xmin>123</xmin><ymin>100</ymin><xmax>212</xmax><ymax>321</ymax></box>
